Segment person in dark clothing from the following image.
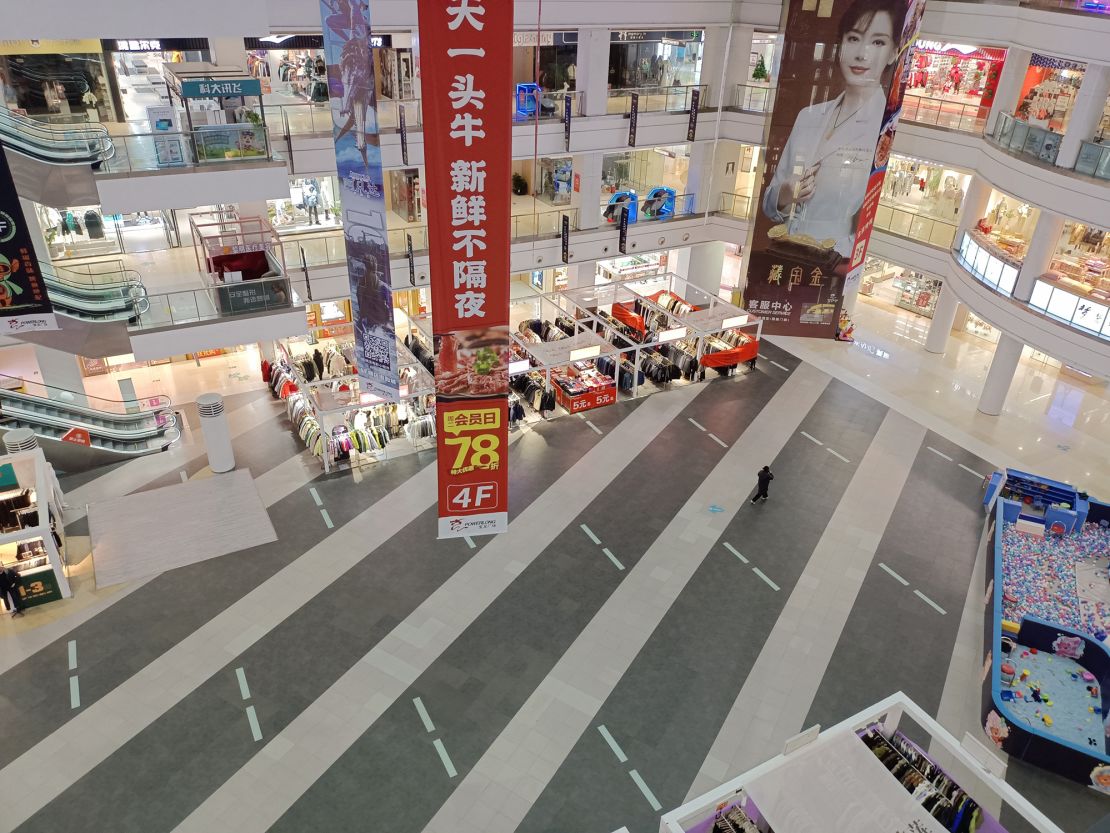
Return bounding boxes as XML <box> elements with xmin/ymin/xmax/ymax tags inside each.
<box><xmin>0</xmin><ymin>568</ymin><xmax>25</xmax><ymax>617</ymax></box>
<box><xmin>751</xmin><ymin>465</ymin><xmax>774</xmax><ymax>504</ymax></box>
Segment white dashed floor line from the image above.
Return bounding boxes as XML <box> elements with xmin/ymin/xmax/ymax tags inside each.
<box><xmin>914</xmin><ymin>589</ymin><xmax>947</xmax><ymax>615</ymax></box>
<box><xmin>827</xmin><ymin>448</ymin><xmax>851</xmax><ymax>463</ymax></box>
<box><xmin>800</xmin><ymin>431</ymin><xmax>823</xmax><ymax>446</ymax></box>
<box><xmin>926</xmin><ymin>446</ymin><xmax>953</xmax><ymax>461</ymax></box>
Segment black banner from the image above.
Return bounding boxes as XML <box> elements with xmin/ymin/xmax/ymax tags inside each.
<box><xmin>0</xmin><ymin>144</ymin><xmax>56</xmax><ymax>332</ymax></box>
<box><xmin>686</xmin><ymin>88</ymin><xmax>700</xmax><ymax>142</ymax></box>
<box><xmin>243</xmin><ymin>35</ymin><xmax>392</xmax><ymax>50</ymax></box>
<box><xmin>561</xmin><ymin>214</ymin><xmax>570</xmax><ymax>264</ymax></box>
<box><xmin>406</xmin><ymin>233</ymin><xmax>416</xmax><ymax>286</ymax></box>
<box><xmin>618</xmin><ymin>206</ymin><xmax>630</xmax><ymax>255</ymax></box>
<box><xmin>399</xmin><ymin>105</ymin><xmax>409</xmax><ymax>166</ymax></box>
<box><xmin>103</xmin><ymin>38</ymin><xmax>210</xmax><ymax>52</ymax></box>
<box><xmin>628</xmin><ymin>92</ymin><xmax>639</xmax><ymax>148</ymax></box>
<box><xmin>563</xmin><ymin>93</ymin><xmax>572</xmax><ymax>152</ymax></box>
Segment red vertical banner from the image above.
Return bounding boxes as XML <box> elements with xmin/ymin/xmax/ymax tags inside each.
<box><xmin>418</xmin><ymin>0</ymin><xmax>512</xmax><ymax>538</ymax></box>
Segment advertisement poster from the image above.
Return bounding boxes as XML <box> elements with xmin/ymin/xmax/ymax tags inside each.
<box><xmin>0</xmin><ymin>143</ymin><xmax>57</xmax><ymax>332</ymax></box>
<box><xmin>418</xmin><ymin>0</ymin><xmax>513</xmax><ymax>538</ymax></box>
<box><xmin>319</xmin><ymin>0</ymin><xmax>399</xmax><ymax>400</ymax></box>
<box><xmin>743</xmin><ymin>0</ymin><xmax>925</xmax><ymax>337</ymax></box>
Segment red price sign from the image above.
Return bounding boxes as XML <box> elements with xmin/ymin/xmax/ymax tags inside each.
<box><xmin>436</xmin><ymin>399</ymin><xmax>508</xmax><ymax>538</ymax></box>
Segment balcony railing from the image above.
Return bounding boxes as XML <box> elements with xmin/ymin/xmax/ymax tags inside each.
<box><xmin>900</xmin><ymin>94</ymin><xmax>987</xmax><ymax>134</ymax></box>
<box><xmin>715</xmin><ymin>192</ymin><xmax>753</xmax><ymax>220</ymax></box>
<box><xmin>269</xmin><ymin>98</ymin><xmax>422</xmax><ymax>136</ymax></box>
<box><xmin>132</xmin><ymin>276</ymin><xmax>295</xmax><ymax>329</ymax></box>
<box><xmin>990</xmin><ymin>112</ymin><xmax>1110</xmax><ymax>182</ymax></box>
<box><xmin>599</xmin><ymin>192</ymin><xmax>697</xmax><ymax>225</ymax></box>
<box><xmin>100</xmin><ymin>125</ymin><xmax>274</xmax><ymax>173</ymax></box>
<box><xmin>731</xmin><ymin>84</ymin><xmax>775</xmax><ymax>114</ymax></box>
<box><xmin>873</xmin><ymin>202</ymin><xmax>958</xmax><ymax>249</ymax></box>
<box><xmin>606</xmin><ymin>84</ymin><xmax>708</xmax><ymax>115</ymax></box>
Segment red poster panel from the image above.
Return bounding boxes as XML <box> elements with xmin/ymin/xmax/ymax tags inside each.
<box><xmin>742</xmin><ymin>0</ymin><xmax>927</xmax><ymax>337</ymax></box>
<box><xmin>418</xmin><ymin>0</ymin><xmax>512</xmax><ymax>538</ymax></box>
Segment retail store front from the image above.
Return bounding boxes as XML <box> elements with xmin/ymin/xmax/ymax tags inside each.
<box><xmin>268</xmin><ymin>175</ymin><xmax>342</xmax><ymax>234</ymax></box>
<box><xmin>0</xmin><ymin>448</ymin><xmax>70</xmax><ymax>613</ymax></box>
<box><xmin>956</xmin><ymin>188</ymin><xmax>1039</xmax><ymax>295</ymax></box>
<box><xmin>877</xmin><ymin>154</ymin><xmax>968</xmax><ymax>247</ymax></box>
<box><xmin>1032</xmin><ymin>221</ymin><xmax>1110</xmax><ymax>338</ymax></box>
<box><xmin>858</xmin><ymin>258</ymin><xmax>943</xmax><ymax>319</ymax></box>
<box><xmin>102</xmin><ymin>38</ymin><xmax>210</xmax><ymax>124</ymax></box>
<box><xmin>906</xmin><ymin>41</ymin><xmax>1006</xmax><ymax>108</ymax></box>
<box><xmin>608</xmin><ymin>30</ymin><xmax>704</xmax><ymax>90</ymax></box>
<box><xmin>0</xmin><ymin>40</ymin><xmax>112</xmax><ymax>121</ymax></box>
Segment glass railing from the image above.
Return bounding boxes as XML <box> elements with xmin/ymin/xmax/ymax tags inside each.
<box><xmin>900</xmin><ymin>94</ymin><xmax>987</xmax><ymax>135</ymax></box>
<box><xmin>509</xmin><ymin>208</ymin><xmax>579</xmax><ymax>239</ymax></box>
<box><xmin>873</xmin><ymin>202</ymin><xmax>958</xmax><ymax>249</ymax></box>
<box><xmin>715</xmin><ymin>192</ymin><xmax>752</xmax><ymax>219</ymax></box>
<box><xmin>99</xmin><ymin>125</ymin><xmax>273</xmax><ymax>173</ymax></box>
<box><xmin>606</xmin><ymin>84</ymin><xmax>708</xmax><ymax>115</ymax></box>
<box><xmin>511</xmin><ymin>90</ymin><xmax>584</xmax><ymax>122</ymax></box>
<box><xmin>133</xmin><ymin>276</ymin><xmax>295</xmax><ymax>329</ymax></box>
<box><xmin>283</xmin><ymin>231</ymin><xmax>350</xmax><ymax>269</ymax></box>
<box><xmin>1018</xmin><ymin>0</ymin><xmax>1110</xmax><ymax>15</ymax></box>
<box><xmin>1029</xmin><ymin>277</ymin><xmax>1110</xmax><ymax>339</ymax></box>
<box><xmin>955</xmin><ymin>231</ymin><xmax>1020</xmax><ymax>296</ymax></box>
<box><xmin>43</xmin><ymin>259</ymin><xmax>144</xmax><ymax>288</ymax></box>
<box><xmin>990</xmin><ymin>111</ymin><xmax>1110</xmax><ymax>182</ymax></box>
<box><xmin>731</xmin><ymin>84</ymin><xmax>775</xmax><ymax>114</ymax></box>
<box><xmin>269</xmin><ymin>98</ymin><xmax>422</xmax><ymax>136</ymax></box>
<box><xmin>599</xmin><ymin>192</ymin><xmax>697</xmax><ymax>224</ymax></box>
<box><xmin>0</xmin><ymin>371</ymin><xmax>172</xmax><ymax>417</ymax></box>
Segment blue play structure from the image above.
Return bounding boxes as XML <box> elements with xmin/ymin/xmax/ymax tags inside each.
<box><xmin>515</xmin><ymin>83</ymin><xmax>543</xmax><ymax>117</ymax></box>
<box><xmin>640</xmin><ymin>186</ymin><xmax>676</xmax><ymax>220</ymax></box>
<box><xmin>602</xmin><ymin>190</ymin><xmax>638</xmax><ymax>224</ymax></box>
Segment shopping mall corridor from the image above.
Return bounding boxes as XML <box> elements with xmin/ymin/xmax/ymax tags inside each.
<box><xmin>0</xmin><ymin>342</ymin><xmax>1105</xmax><ymax>833</ymax></box>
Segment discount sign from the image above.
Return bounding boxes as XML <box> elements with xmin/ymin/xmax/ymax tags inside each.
<box><xmin>437</xmin><ymin>402</ymin><xmax>506</xmax><ymax>536</ymax></box>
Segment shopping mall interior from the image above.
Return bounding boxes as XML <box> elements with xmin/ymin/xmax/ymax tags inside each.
<box><xmin>0</xmin><ymin>2</ymin><xmax>1108</xmax><ymax>833</ymax></box>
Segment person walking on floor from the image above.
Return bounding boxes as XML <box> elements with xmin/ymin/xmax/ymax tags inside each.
<box><xmin>751</xmin><ymin>465</ymin><xmax>774</xmax><ymax>504</ymax></box>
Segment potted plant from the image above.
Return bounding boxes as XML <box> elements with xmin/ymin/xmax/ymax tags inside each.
<box><xmin>512</xmin><ymin>172</ymin><xmax>529</xmax><ymax>196</ymax></box>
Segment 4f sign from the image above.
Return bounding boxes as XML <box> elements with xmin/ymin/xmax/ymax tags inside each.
<box><xmin>447</xmin><ymin>482</ymin><xmax>499</xmax><ymax>512</ymax></box>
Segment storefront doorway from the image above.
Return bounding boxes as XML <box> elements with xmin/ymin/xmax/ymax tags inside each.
<box><xmin>102</xmin><ymin>38</ymin><xmax>210</xmax><ymax>124</ymax></box>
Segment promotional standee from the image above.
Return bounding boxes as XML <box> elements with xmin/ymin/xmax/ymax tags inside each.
<box><xmin>0</xmin><ymin>144</ymin><xmax>57</xmax><ymax>332</ymax></box>
<box><xmin>418</xmin><ymin>0</ymin><xmax>513</xmax><ymax>538</ymax></box>
<box><xmin>318</xmin><ymin>0</ymin><xmax>399</xmax><ymax>401</ymax></box>
<box><xmin>744</xmin><ymin>0</ymin><xmax>925</xmax><ymax>337</ymax></box>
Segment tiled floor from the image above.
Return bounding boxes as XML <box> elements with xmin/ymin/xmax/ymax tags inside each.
<box><xmin>0</xmin><ymin>336</ymin><xmax>1106</xmax><ymax>833</ymax></box>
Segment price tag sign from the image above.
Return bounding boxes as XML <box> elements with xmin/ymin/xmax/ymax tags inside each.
<box><xmin>436</xmin><ymin>400</ymin><xmax>508</xmax><ymax>537</ymax></box>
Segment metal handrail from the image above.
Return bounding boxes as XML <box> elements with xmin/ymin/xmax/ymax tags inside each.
<box><xmin>0</xmin><ymin>371</ymin><xmax>171</xmax><ymax>416</ymax></box>
<box><xmin>41</xmin><ymin>261</ymin><xmax>144</xmax><ymax>291</ymax></box>
<box><xmin>0</xmin><ymin>107</ymin><xmax>114</xmax><ymax>163</ymax></box>
<box><xmin>133</xmin><ymin>275</ymin><xmax>296</xmax><ymax>330</ymax></box>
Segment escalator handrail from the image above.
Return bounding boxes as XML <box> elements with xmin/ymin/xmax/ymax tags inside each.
<box><xmin>41</xmin><ymin>263</ymin><xmax>144</xmax><ymax>292</ymax></box>
<box><xmin>0</xmin><ymin>397</ymin><xmax>172</xmax><ymax>442</ymax></box>
<box><xmin>7</xmin><ymin>64</ymin><xmax>90</xmax><ymax>96</ymax></box>
<box><xmin>0</xmin><ymin>372</ymin><xmax>172</xmax><ymax>416</ymax></box>
<box><xmin>0</xmin><ymin>107</ymin><xmax>110</xmax><ymax>142</ymax></box>
<box><xmin>0</xmin><ymin>108</ymin><xmax>114</xmax><ymax>164</ymax></box>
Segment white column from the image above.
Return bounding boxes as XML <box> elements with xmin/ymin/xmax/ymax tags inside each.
<box><xmin>673</xmin><ymin>242</ymin><xmax>726</xmax><ymax>297</ymax></box>
<box><xmin>924</xmin><ymin>284</ymin><xmax>961</xmax><ymax>355</ymax></box>
<box><xmin>571</xmin><ymin>152</ymin><xmax>604</xmax><ymax>230</ymax></box>
<box><xmin>19</xmin><ymin>198</ymin><xmax>52</xmax><ymax>267</ymax></box>
<box><xmin>33</xmin><ymin>346</ymin><xmax>88</xmax><ymax>407</ymax></box>
<box><xmin>237</xmin><ymin>200</ymin><xmax>270</xmax><ymax>220</ymax></box>
<box><xmin>207</xmin><ymin>37</ymin><xmax>246</xmax><ymax>68</ymax></box>
<box><xmin>1056</xmin><ymin>63</ymin><xmax>1110</xmax><ymax>169</ymax></box>
<box><xmin>1013</xmin><ymin>211</ymin><xmax>1064</xmax><ymax>302</ymax></box>
<box><xmin>986</xmin><ymin>48</ymin><xmax>1030</xmax><ymax>135</ymax></box>
<box><xmin>575</xmin><ymin>28</ymin><xmax>611</xmax><ymax>117</ymax></box>
<box><xmin>684</xmin><ymin>141</ymin><xmax>719</xmax><ymax>215</ymax></box>
<box><xmin>258</xmin><ymin>340</ymin><xmax>277</xmax><ymax>364</ymax></box>
<box><xmin>956</xmin><ymin>175</ymin><xmax>993</xmax><ymax>243</ymax></box>
<box><xmin>721</xmin><ymin>26</ymin><xmax>756</xmax><ymax>109</ymax></box>
<box><xmin>978</xmin><ymin>333</ymin><xmax>1024</xmax><ymax>416</ymax></box>
<box><xmin>697</xmin><ymin>26</ymin><xmax>730</xmax><ymax>108</ymax></box>
<box><xmin>565</xmin><ymin>260</ymin><xmax>597</xmax><ymax>289</ymax></box>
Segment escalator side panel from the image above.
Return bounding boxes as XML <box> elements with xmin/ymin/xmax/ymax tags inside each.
<box><xmin>6</xmin><ymin>150</ymin><xmax>99</xmax><ymax>209</ymax></box>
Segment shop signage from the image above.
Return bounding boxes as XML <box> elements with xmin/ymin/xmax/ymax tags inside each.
<box><xmin>61</xmin><ymin>427</ymin><xmax>91</xmax><ymax>447</ymax></box>
<box><xmin>563</xmin><ymin>93</ymin><xmax>572</xmax><ymax>152</ymax></box>
<box><xmin>418</xmin><ymin>0</ymin><xmax>513</xmax><ymax>538</ymax></box>
<box><xmin>561</xmin><ymin>214</ymin><xmax>570</xmax><ymax>264</ymax></box>
<box><xmin>567</xmin><ymin>386</ymin><xmax>616</xmax><ymax>412</ymax></box>
<box><xmin>406</xmin><ymin>233</ymin><xmax>416</xmax><ymax>286</ymax></box>
<box><xmin>741</xmin><ymin>0</ymin><xmax>925</xmax><ymax>337</ymax></box>
<box><xmin>218</xmin><ymin>280</ymin><xmax>285</xmax><ymax>314</ymax></box>
<box><xmin>0</xmin><ymin>144</ymin><xmax>57</xmax><ymax>332</ymax></box>
<box><xmin>399</xmin><ymin>105</ymin><xmax>409</xmax><ymax>165</ymax></box>
<box><xmin>0</xmin><ymin>463</ymin><xmax>16</xmax><ymax>489</ymax></box>
<box><xmin>618</xmin><ymin>205</ymin><xmax>630</xmax><ymax>254</ymax></box>
<box><xmin>180</xmin><ymin>78</ymin><xmax>262</xmax><ymax>99</ymax></box>
<box><xmin>319</xmin><ymin>0</ymin><xmax>399</xmax><ymax>402</ymax></box>
<box><xmin>0</xmin><ymin>40</ymin><xmax>102</xmax><ymax>56</ymax></box>
<box><xmin>16</xmin><ymin>568</ymin><xmax>63</xmax><ymax>608</ymax></box>
<box><xmin>512</xmin><ymin>31</ymin><xmax>554</xmax><ymax>47</ymax></box>
<box><xmin>218</xmin><ymin>241</ymin><xmax>273</xmax><ymax>255</ymax></box>
<box><xmin>610</xmin><ymin>30</ymin><xmax>702</xmax><ymax>43</ymax></box>
<box><xmin>686</xmin><ymin>88</ymin><xmax>700</xmax><ymax>141</ymax></box>
<box><xmin>628</xmin><ymin>92</ymin><xmax>639</xmax><ymax>147</ymax></box>
<box><xmin>103</xmin><ymin>38</ymin><xmax>210</xmax><ymax>52</ymax></box>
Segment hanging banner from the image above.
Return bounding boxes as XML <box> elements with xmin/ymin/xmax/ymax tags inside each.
<box><xmin>686</xmin><ymin>87</ymin><xmax>700</xmax><ymax>141</ymax></box>
<box><xmin>406</xmin><ymin>232</ymin><xmax>416</xmax><ymax>286</ymax></box>
<box><xmin>419</xmin><ymin>0</ymin><xmax>513</xmax><ymax>539</ymax></box>
<box><xmin>319</xmin><ymin>0</ymin><xmax>399</xmax><ymax>399</ymax></box>
<box><xmin>0</xmin><ymin>143</ymin><xmax>57</xmax><ymax>332</ymax></box>
<box><xmin>618</xmin><ymin>205</ymin><xmax>630</xmax><ymax>254</ymax></box>
<box><xmin>628</xmin><ymin>92</ymin><xmax>639</xmax><ymax>147</ymax></box>
<box><xmin>563</xmin><ymin>93</ymin><xmax>572</xmax><ymax>152</ymax></box>
<box><xmin>561</xmin><ymin>214</ymin><xmax>570</xmax><ymax>264</ymax></box>
<box><xmin>399</xmin><ymin>104</ymin><xmax>410</xmax><ymax>166</ymax></box>
<box><xmin>742</xmin><ymin>0</ymin><xmax>926</xmax><ymax>337</ymax></box>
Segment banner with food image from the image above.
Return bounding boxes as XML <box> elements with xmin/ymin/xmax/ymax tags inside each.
<box><xmin>418</xmin><ymin>0</ymin><xmax>513</xmax><ymax>538</ymax></box>
<box><xmin>742</xmin><ymin>0</ymin><xmax>925</xmax><ymax>337</ymax></box>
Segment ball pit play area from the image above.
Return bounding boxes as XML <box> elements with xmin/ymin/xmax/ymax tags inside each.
<box><xmin>983</xmin><ymin>469</ymin><xmax>1110</xmax><ymax>786</ymax></box>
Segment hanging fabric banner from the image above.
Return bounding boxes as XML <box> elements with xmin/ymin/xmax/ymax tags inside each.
<box><xmin>399</xmin><ymin>104</ymin><xmax>410</xmax><ymax>165</ymax></box>
<box><xmin>419</xmin><ymin>0</ymin><xmax>513</xmax><ymax>538</ymax></box>
<box><xmin>686</xmin><ymin>87</ymin><xmax>701</xmax><ymax>141</ymax></box>
<box><xmin>318</xmin><ymin>0</ymin><xmax>399</xmax><ymax>400</ymax></box>
<box><xmin>742</xmin><ymin>0</ymin><xmax>926</xmax><ymax>337</ymax></box>
<box><xmin>628</xmin><ymin>92</ymin><xmax>639</xmax><ymax>147</ymax></box>
<box><xmin>0</xmin><ymin>143</ymin><xmax>57</xmax><ymax>333</ymax></box>
<box><xmin>564</xmin><ymin>93</ymin><xmax>572</xmax><ymax>151</ymax></box>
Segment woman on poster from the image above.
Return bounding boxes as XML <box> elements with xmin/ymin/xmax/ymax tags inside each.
<box><xmin>762</xmin><ymin>0</ymin><xmax>909</xmax><ymax>258</ymax></box>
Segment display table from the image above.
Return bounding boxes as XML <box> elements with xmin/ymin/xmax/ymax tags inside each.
<box><xmin>552</xmin><ymin>371</ymin><xmax>617</xmax><ymax>413</ymax></box>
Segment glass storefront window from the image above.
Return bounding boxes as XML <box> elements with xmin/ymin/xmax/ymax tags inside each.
<box><xmin>0</xmin><ymin>45</ymin><xmax>113</xmax><ymax>121</ymax></box>
<box><xmin>608</xmin><ymin>31</ymin><xmax>704</xmax><ymax>90</ymax></box>
<box><xmin>1014</xmin><ymin>55</ymin><xmax>1084</xmax><ymax>135</ymax></box>
<box><xmin>268</xmin><ymin>176</ymin><xmax>343</xmax><ymax>234</ymax></box>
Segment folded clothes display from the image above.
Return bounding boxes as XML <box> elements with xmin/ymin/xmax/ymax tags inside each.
<box><xmin>860</xmin><ymin>726</ymin><xmax>985</xmax><ymax>832</ymax></box>
<box><xmin>553</xmin><ymin>366</ymin><xmax>614</xmax><ymax>396</ymax></box>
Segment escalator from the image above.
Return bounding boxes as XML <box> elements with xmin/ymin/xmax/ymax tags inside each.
<box><xmin>14</xmin><ymin>262</ymin><xmax>146</xmax><ymax>357</ymax></box>
<box><xmin>0</xmin><ymin>372</ymin><xmax>180</xmax><ymax>473</ymax></box>
<box><xmin>1</xmin><ymin>108</ymin><xmax>112</xmax><ymax>207</ymax></box>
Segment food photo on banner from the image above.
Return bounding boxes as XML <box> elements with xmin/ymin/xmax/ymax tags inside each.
<box><xmin>0</xmin><ymin>144</ymin><xmax>57</xmax><ymax>332</ymax></box>
<box><xmin>319</xmin><ymin>0</ymin><xmax>399</xmax><ymax>400</ymax></box>
<box><xmin>744</xmin><ymin>0</ymin><xmax>925</xmax><ymax>337</ymax></box>
<box><xmin>418</xmin><ymin>0</ymin><xmax>513</xmax><ymax>538</ymax></box>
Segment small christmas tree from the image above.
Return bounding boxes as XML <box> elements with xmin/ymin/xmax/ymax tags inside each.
<box><xmin>751</xmin><ymin>55</ymin><xmax>769</xmax><ymax>82</ymax></box>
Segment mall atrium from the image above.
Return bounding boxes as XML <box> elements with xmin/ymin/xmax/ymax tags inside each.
<box><xmin>0</xmin><ymin>0</ymin><xmax>1107</xmax><ymax>832</ymax></box>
